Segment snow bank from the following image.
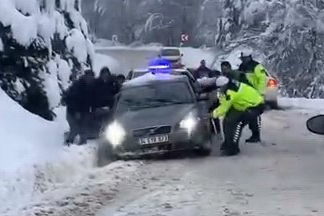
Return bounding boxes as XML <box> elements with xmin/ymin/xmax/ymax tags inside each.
<box><xmin>0</xmin><ymin>89</ymin><xmax>98</xmax><ymax>213</ymax></box>
<box><xmin>279</xmin><ymin>97</ymin><xmax>324</xmax><ymax>111</ymax></box>
<box><xmin>93</xmin><ymin>53</ymin><xmax>121</xmax><ymax>75</ymax></box>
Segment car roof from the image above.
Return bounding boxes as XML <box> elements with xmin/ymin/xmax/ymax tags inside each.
<box><xmin>132</xmin><ymin>69</ymin><xmax>149</xmax><ymax>73</ymax></box>
<box><xmin>161</xmin><ymin>47</ymin><xmax>180</xmax><ymax>50</ymax></box>
<box><xmin>122</xmin><ymin>73</ymin><xmax>189</xmax><ymax>89</ymax></box>
<box><xmin>131</xmin><ymin>68</ymin><xmax>189</xmax><ymax>73</ymax></box>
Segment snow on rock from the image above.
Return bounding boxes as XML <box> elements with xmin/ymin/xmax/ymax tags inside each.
<box><xmin>44</xmin><ymin>60</ymin><xmax>61</xmax><ymax>109</ymax></box>
<box><xmin>53</xmin><ymin>11</ymin><xmax>69</xmax><ymax>40</ymax></box>
<box><xmin>57</xmin><ymin>59</ymin><xmax>72</xmax><ymax>91</ymax></box>
<box><xmin>0</xmin><ymin>0</ymin><xmax>17</xmax><ymax>26</ymax></box>
<box><xmin>11</xmin><ymin>15</ymin><xmax>38</xmax><ymax>46</ymax></box>
<box><xmin>14</xmin><ymin>79</ymin><xmax>25</xmax><ymax>94</ymax></box>
<box><xmin>66</xmin><ymin>29</ymin><xmax>89</xmax><ymax>63</ymax></box>
<box><xmin>60</xmin><ymin>0</ymin><xmax>76</xmax><ymax>12</ymax></box>
<box><xmin>37</xmin><ymin>14</ymin><xmax>56</xmax><ymax>46</ymax></box>
<box><xmin>69</xmin><ymin>10</ymin><xmax>89</xmax><ymax>36</ymax></box>
<box><xmin>13</xmin><ymin>0</ymin><xmax>39</xmax><ymax>15</ymax></box>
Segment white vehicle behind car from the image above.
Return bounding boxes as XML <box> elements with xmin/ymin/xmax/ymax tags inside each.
<box><xmin>265</xmin><ymin>72</ymin><xmax>279</xmax><ymax>109</ymax></box>
<box><xmin>159</xmin><ymin>47</ymin><xmax>183</xmax><ymax>68</ymax></box>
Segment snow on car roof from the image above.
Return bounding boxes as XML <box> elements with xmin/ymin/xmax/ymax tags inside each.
<box><xmin>161</xmin><ymin>47</ymin><xmax>180</xmax><ymax>50</ymax></box>
<box><xmin>131</xmin><ymin>68</ymin><xmax>189</xmax><ymax>73</ymax></box>
<box><xmin>123</xmin><ymin>72</ymin><xmax>186</xmax><ymax>87</ymax></box>
<box><xmin>132</xmin><ymin>69</ymin><xmax>148</xmax><ymax>73</ymax></box>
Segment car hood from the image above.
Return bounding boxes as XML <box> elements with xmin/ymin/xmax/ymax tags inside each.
<box><xmin>115</xmin><ymin>104</ymin><xmax>196</xmax><ymax>131</ymax></box>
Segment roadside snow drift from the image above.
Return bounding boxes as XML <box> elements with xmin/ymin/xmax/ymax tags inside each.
<box><xmin>0</xmin><ymin>89</ymin><xmax>98</xmax><ymax>214</ymax></box>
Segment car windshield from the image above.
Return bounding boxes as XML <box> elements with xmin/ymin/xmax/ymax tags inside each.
<box><xmin>133</xmin><ymin>71</ymin><xmax>148</xmax><ymax>78</ymax></box>
<box><xmin>117</xmin><ymin>82</ymin><xmax>194</xmax><ymax>111</ymax></box>
<box><xmin>161</xmin><ymin>49</ymin><xmax>180</xmax><ymax>56</ymax></box>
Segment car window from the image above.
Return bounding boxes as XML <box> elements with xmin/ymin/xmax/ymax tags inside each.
<box><xmin>161</xmin><ymin>49</ymin><xmax>180</xmax><ymax>56</ymax></box>
<box><xmin>133</xmin><ymin>71</ymin><xmax>148</xmax><ymax>78</ymax></box>
<box><xmin>117</xmin><ymin>82</ymin><xmax>194</xmax><ymax>111</ymax></box>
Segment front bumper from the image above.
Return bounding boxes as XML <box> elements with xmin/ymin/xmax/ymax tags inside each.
<box><xmin>101</xmin><ymin>125</ymin><xmax>210</xmax><ymax>157</ymax></box>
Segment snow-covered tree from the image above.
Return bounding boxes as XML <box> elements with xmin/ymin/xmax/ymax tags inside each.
<box><xmin>0</xmin><ymin>0</ymin><xmax>94</xmax><ymax>120</ymax></box>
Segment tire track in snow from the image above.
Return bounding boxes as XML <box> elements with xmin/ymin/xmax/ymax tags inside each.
<box><xmin>4</xmin><ymin>161</ymin><xmax>144</xmax><ymax>216</ymax></box>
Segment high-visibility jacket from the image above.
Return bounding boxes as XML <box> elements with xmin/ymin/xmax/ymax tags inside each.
<box><xmin>245</xmin><ymin>64</ymin><xmax>268</xmax><ymax>95</ymax></box>
<box><xmin>212</xmin><ymin>82</ymin><xmax>264</xmax><ymax>118</ymax></box>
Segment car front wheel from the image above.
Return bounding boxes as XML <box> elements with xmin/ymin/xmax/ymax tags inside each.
<box><xmin>195</xmin><ymin>135</ymin><xmax>213</xmax><ymax>156</ymax></box>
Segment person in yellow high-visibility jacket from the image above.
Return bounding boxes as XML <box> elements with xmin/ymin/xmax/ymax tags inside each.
<box><xmin>221</xmin><ymin>54</ymin><xmax>268</xmax><ymax>143</ymax></box>
<box><xmin>212</xmin><ymin>76</ymin><xmax>265</xmax><ymax>156</ymax></box>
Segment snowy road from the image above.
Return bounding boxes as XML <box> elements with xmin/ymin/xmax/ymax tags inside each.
<box><xmin>95</xmin><ymin>47</ymin><xmax>218</xmax><ymax>75</ymax></box>
<box><xmin>95</xmin><ymin>109</ymin><xmax>324</xmax><ymax>216</ymax></box>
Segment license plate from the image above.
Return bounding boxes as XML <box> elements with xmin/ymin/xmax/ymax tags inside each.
<box><xmin>139</xmin><ymin>135</ymin><xmax>169</xmax><ymax>145</ymax></box>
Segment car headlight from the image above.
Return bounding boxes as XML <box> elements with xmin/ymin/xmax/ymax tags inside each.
<box><xmin>104</xmin><ymin>121</ymin><xmax>126</xmax><ymax>147</ymax></box>
<box><xmin>179</xmin><ymin>113</ymin><xmax>199</xmax><ymax>135</ymax></box>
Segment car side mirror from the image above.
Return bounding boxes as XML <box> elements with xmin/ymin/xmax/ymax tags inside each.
<box><xmin>306</xmin><ymin>115</ymin><xmax>324</xmax><ymax>135</ymax></box>
<box><xmin>197</xmin><ymin>93</ymin><xmax>209</xmax><ymax>101</ymax></box>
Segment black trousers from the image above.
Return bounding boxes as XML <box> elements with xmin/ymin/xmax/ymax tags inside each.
<box><xmin>66</xmin><ymin>112</ymin><xmax>91</xmax><ymax>145</ymax></box>
<box><xmin>247</xmin><ymin>105</ymin><xmax>265</xmax><ymax>138</ymax></box>
<box><xmin>223</xmin><ymin>109</ymin><xmax>245</xmax><ymax>152</ymax></box>
<box><xmin>223</xmin><ymin>104</ymin><xmax>264</xmax><ymax>152</ymax></box>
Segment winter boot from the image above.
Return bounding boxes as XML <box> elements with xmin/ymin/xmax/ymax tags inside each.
<box><xmin>220</xmin><ymin>142</ymin><xmax>227</xmax><ymax>151</ymax></box>
<box><xmin>221</xmin><ymin>148</ymin><xmax>240</xmax><ymax>156</ymax></box>
<box><xmin>245</xmin><ymin>135</ymin><xmax>261</xmax><ymax>143</ymax></box>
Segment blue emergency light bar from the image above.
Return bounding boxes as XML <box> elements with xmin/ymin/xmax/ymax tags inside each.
<box><xmin>148</xmin><ymin>58</ymin><xmax>172</xmax><ymax>74</ymax></box>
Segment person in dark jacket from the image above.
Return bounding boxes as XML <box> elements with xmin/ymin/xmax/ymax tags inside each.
<box><xmin>65</xmin><ymin>70</ymin><xmax>96</xmax><ymax>145</ymax></box>
<box><xmin>94</xmin><ymin>67</ymin><xmax>120</xmax><ymax>109</ymax></box>
<box><xmin>116</xmin><ymin>74</ymin><xmax>126</xmax><ymax>86</ymax></box>
<box><xmin>194</xmin><ymin>60</ymin><xmax>214</xmax><ymax>79</ymax></box>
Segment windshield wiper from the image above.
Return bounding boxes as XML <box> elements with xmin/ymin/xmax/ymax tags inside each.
<box><xmin>154</xmin><ymin>98</ymin><xmax>189</xmax><ymax>105</ymax></box>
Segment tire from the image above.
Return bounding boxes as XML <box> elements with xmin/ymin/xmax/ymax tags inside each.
<box><xmin>195</xmin><ymin>135</ymin><xmax>213</xmax><ymax>156</ymax></box>
<box><xmin>97</xmin><ymin>141</ymin><xmax>117</xmax><ymax>167</ymax></box>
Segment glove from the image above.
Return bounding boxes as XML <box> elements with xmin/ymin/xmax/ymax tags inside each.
<box><xmin>211</xmin><ymin>109</ymin><xmax>218</xmax><ymax>119</ymax></box>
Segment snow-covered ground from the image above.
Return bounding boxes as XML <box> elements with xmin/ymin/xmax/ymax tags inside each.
<box><xmin>279</xmin><ymin>97</ymin><xmax>324</xmax><ymax>112</ymax></box>
<box><xmin>97</xmin><ymin>109</ymin><xmax>324</xmax><ymax>216</ymax></box>
<box><xmin>0</xmin><ymin>89</ymin><xmax>140</xmax><ymax>216</ymax></box>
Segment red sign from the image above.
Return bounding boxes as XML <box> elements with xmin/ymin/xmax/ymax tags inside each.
<box><xmin>181</xmin><ymin>34</ymin><xmax>189</xmax><ymax>42</ymax></box>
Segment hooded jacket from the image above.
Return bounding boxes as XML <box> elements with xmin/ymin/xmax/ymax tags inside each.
<box><xmin>238</xmin><ymin>60</ymin><xmax>268</xmax><ymax>95</ymax></box>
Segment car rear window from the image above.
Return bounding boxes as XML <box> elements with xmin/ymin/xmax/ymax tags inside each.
<box><xmin>161</xmin><ymin>49</ymin><xmax>180</xmax><ymax>56</ymax></box>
